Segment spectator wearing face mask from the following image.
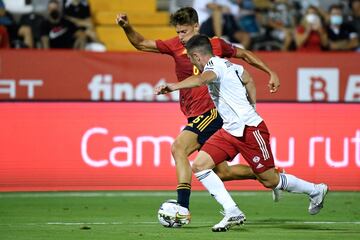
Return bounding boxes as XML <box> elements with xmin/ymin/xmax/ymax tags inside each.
<box><xmin>326</xmin><ymin>4</ymin><xmax>358</xmax><ymax>51</ymax></box>
<box><xmin>40</xmin><ymin>0</ymin><xmax>86</xmax><ymax>49</ymax></box>
<box><xmin>265</xmin><ymin>0</ymin><xmax>296</xmax><ymax>51</ymax></box>
<box><xmin>295</xmin><ymin>5</ymin><xmax>328</xmax><ymax>52</ymax></box>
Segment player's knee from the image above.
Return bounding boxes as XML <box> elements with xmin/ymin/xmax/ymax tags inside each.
<box><xmin>260</xmin><ymin>179</ymin><xmax>278</xmax><ymax>189</ymax></box>
<box><xmin>191</xmin><ymin>161</ymin><xmax>206</xmax><ymax>173</ymax></box>
<box><xmin>171</xmin><ymin>139</ymin><xmax>185</xmax><ymax>156</ymax></box>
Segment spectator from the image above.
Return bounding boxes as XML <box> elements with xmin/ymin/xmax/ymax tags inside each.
<box><xmin>41</xmin><ymin>0</ymin><xmax>86</xmax><ymax>49</ymax></box>
<box><xmin>63</xmin><ymin>0</ymin><xmax>98</xmax><ymax>43</ymax></box>
<box><xmin>17</xmin><ymin>12</ymin><xmax>46</xmax><ymax>48</ymax></box>
<box><xmin>294</xmin><ymin>5</ymin><xmax>328</xmax><ymax>52</ymax></box>
<box><xmin>0</xmin><ymin>0</ymin><xmax>20</xmax><ymax>48</ymax></box>
<box><xmin>0</xmin><ymin>25</ymin><xmax>9</xmax><ymax>48</ymax></box>
<box><xmin>193</xmin><ymin>0</ymin><xmax>251</xmax><ymax>48</ymax></box>
<box><xmin>236</xmin><ymin>0</ymin><xmax>261</xmax><ymax>37</ymax></box>
<box><xmin>348</xmin><ymin>0</ymin><xmax>360</xmax><ymax>50</ymax></box>
<box><xmin>265</xmin><ymin>0</ymin><xmax>296</xmax><ymax>51</ymax></box>
<box><xmin>327</xmin><ymin>4</ymin><xmax>359</xmax><ymax>51</ymax></box>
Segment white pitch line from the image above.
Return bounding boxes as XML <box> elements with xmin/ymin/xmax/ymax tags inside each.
<box><xmin>0</xmin><ymin>221</ymin><xmax>359</xmax><ymax>227</ymax></box>
<box><xmin>47</xmin><ymin>222</ymin><xmax>124</xmax><ymax>225</ymax></box>
<box><xmin>46</xmin><ymin>221</ymin><xmax>360</xmax><ymax>225</ymax></box>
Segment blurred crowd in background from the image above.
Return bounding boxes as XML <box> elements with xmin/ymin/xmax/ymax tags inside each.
<box><xmin>1</xmin><ymin>0</ymin><xmax>359</xmax><ymax>52</ymax></box>
<box><xmin>0</xmin><ymin>0</ymin><xmax>103</xmax><ymax>50</ymax></box>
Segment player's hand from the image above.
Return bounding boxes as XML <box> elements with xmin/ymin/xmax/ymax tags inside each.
<box><xmin>116</xmin><ymin>13</ymin><xmax>129</xmax><ymax>28</ymax></box>
<box><xmin>268</xmin><ymin>72</ymin><xmax>280</xmax><ymax>93</ymax></box>
<box><xmin>154</xmin><ymin>84</ymin><xmax>174</xmax><ymax>95</ymax></box>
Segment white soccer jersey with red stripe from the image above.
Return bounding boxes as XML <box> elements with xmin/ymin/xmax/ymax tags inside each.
<box><xmin>203</xmin><ymin>56</ymin><xmax>263</xmax><ymax>137</ymax></box>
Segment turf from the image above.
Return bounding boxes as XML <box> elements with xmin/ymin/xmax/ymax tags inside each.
<box><xmin>0</xmin><ymin>191</ymin><xmax>359</xmax><ymax>240</ymax></box>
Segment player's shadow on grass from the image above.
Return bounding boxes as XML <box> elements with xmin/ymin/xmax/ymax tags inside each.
<box><xmin>253</xmin><ymin>219</ymin><xmax>344</xmax><ymax>231</ymax></box>
<box><xmin>183</xmin><ymin>224</ymin><xmax>214</xmax><ymax>229</ymax></box>
<box><xmin>184</xmin><ymin>224</ymin><xmax>249</xmax><ymax>232</ymax></box>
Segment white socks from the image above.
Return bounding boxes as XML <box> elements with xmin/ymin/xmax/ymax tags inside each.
<box><xmin>276</xmin><ymin>173</ymin><xmax>316</xmax><ymax>195</ymax></box>
<box><xmin>195</xmin><ymin>169</ymin><xmax>237</xmax><ymax>211</ymax></box>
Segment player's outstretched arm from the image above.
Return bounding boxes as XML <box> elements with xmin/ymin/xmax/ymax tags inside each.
<box><xmin>154</xmin><ymin>71</ymin><xmax>216</xmax><ymax>95</ymax></box>
<box><xmin>116</xmin><ymin>13</ymin><xmax>159</xmax><ymax>53</ymax></box>
<box><xmin>234</xmin><ymin>48</ymin><xmax>280</xmax><ymax>93</ymax></box>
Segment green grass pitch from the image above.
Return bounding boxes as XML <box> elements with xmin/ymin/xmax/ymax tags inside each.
<box><xmin>1</xmin><ymin>191</ymin><xmax>359</xmax><ymax>240</ymax></box>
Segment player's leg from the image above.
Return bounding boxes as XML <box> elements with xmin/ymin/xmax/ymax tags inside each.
<box><xmin>256</xmin><ymin>169</ymin><xmax>328</xmax><ymax>215</ymax></box>
<box><xmin>214</xmin><ymin>162</ymin><xmax>256</xmax><ymax>181</ymax></box>
<box><xmin>240</xmin><ymin>122</ymin><xmax>328</xmax><ymax>215</ymax></box>
<box><xmin>195</xmin><ymin>109</ymin><xmax>257</xmax><ymax>182</ymax></box>
<box><xmin>215</xmin><ymin>162</ymin><xmax>283</xmax><ymax>202</ymax></box>
<box><xmin>171</xmin><ymin>129</ymin><xmax>200</xmax><ymax>210</ymax></box>
<box><xmin>173</xmin><ymin>108</ymin><xmax>222</xmax><ymax>210</ymax></box>
<box><xmin>193</xmin><ymin>131</ymin><xmax>246</xmax><ymax>232</ymax></box>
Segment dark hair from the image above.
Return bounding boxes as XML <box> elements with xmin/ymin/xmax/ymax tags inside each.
<box><xmin>170</xmin><ymin>7</ymin><xmax>198</xmax><ymax>26</ymax></box>
<box><xmin>328</xmin><ymin>4</ymin><xmax>343</xmax><ymax>12</ymax></box>
<box><xmin>185</xmin><ymin>34</ymin><xmax>213</xmax><ymax>55</ymax></box>
<box><xmin>48</xmin><ymin>0</ymin><xmax>60</xmax><ymax>5</ymax></box>
<box><xmin>350</xmin><ymin>0</ymin><xmax>360</xmax><ymax>9</ymax></box>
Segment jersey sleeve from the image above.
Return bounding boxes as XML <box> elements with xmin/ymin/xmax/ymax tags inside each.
<box><xmin>204</xmin><ymin>58</ymin><xmax>224</xmax><ymax>81</ymax></box>
<box><xmin>219</xmin><ymin>38</ymin><xmax>237</xmax><ymax>58</ymax></box>
<box><xmin>155</xmin><ymin>39</ymin><xmax>174</xmax><ymax>55</ymax></box>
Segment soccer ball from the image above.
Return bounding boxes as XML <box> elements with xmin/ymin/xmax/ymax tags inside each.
<box><xmin>157</xmin><ymin>199</ymin><xmax>191</xmax><ymax>228</ymax></box>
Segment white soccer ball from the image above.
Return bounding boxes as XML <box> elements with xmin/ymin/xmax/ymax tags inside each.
<box><xmin>157</xmin><ymin>199</ymin><xmax>191</xmax><ymax>228</ymax></box>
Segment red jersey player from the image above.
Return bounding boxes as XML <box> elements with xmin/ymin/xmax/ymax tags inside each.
<box><xmin>116</xmin><ymin>7</ymin><xmax>280</xmax><ymax>220</ymax></box>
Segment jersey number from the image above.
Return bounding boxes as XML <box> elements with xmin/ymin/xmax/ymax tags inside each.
<box><xmin>193</xmin><ymin>66</ymin><xmax>200</xmax><ymax>75</ymax></box>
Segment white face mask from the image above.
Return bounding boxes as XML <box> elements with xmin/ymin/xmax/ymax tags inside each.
<box><xmin>330</xmin><ymin>15</ymin><xmax>343</xmax><ymax>25</ymax></box>
<box><xmin>305</xmin><ymin>13</ymin><xmax>320</xmax><ymax>25</ymax></box>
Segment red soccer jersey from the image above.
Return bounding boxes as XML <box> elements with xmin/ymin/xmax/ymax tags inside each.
<box><xmin>156</xmin><ymin>36</ymin><xmax>237</xmax><ymax>118</ymax></box>
<box><xmin>296</xmin><ymin>26</ymin><xmax>323</xmax><ymax>52</ymax></box>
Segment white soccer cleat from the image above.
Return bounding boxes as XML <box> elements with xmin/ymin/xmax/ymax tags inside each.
<box><xmin>308</xmin><ymin>183</ymin><xmax>328</xmax><ymax>215</ymax></box>
<box><xmin>211</xmin><ymin>207</ymin><xmax>246</xmax><ymax>232</ymax></box>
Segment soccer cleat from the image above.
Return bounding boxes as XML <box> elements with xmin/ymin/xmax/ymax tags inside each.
<box><xmin>308</xmin><ymin>183</ymin><xmax>328</xmax><ymax>215</ymax></box>
<box><xmin>211</xmin><ymin>207</ymin><xmax>246</xmax><ymax>232</ymax></box>
<box><xmin>272</xmin><ymin>167</ymin><xmax>285</xmax><ymax>202</ymax></box>
<box><xmin>175</xmin><ymin>205</ymin><xmax>191</xmax><ymax>225</ymax></box>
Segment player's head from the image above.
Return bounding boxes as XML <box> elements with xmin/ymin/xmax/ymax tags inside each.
<box><xmin>170</xmin><ymin>7</ymin><xmax>200</xmax><ymax>45</ymax></box>
<box><xmin>185</xmin><ymin>34</ymin><xmax>214</xmax><ymax>71</ymax></box>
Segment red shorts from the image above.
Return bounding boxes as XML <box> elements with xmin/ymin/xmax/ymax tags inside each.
<box><xmin>201</xmin><ymin>121</ymin><xmax>275</xmax><ymax>174</ymax></box>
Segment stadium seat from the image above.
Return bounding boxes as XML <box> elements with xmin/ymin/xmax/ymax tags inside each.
<box><xmin>88</xmin><ymin>0</ymin><xmax>157</xmax><ymax>14</ymax></box>
<box><xmin>89</xmin><ymin>0</ymin><xmax>173</xmax><ymax>51</ymax></box>
<box><xmin>96</xmin><ymin>26</ymin><xmax>175</xmax><ymax>51</ymax></box>
<box><xmin>94</xmin><ymin>11</ymin><xmax>169</xmax><ymax>26</ymax></box>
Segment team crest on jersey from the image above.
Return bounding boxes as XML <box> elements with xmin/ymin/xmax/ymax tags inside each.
<box><xmin>252</xmin><ymin>156</ymin><xmax>260</xmax><ymax>163</ymax></box>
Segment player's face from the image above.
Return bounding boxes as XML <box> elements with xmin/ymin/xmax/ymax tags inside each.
<box><xmin>175</xmin><ymin>24</ymin><xmax>199</xmax><ymax>45</ymax></box>
<box><xmin>188</xmin><ymin>52</ymin><xmax>203</xmax><ymax>71</ymax></box>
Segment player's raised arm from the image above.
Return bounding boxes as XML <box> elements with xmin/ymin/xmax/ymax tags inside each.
<box><xmin>116</xmin><ymin>13</ymin><xmax>159</xmax><ymax>53</ymax></box>
<box><xmin>234</xmin><ymin>48</ymin><xmax>280</xmax><ymax>93</ymax></box>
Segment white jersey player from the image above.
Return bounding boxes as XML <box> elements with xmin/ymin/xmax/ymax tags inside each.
<box><xmin>203</xmin><ymin>56</ymin><xmax>262</xmax><ymax>138</ymax></box>
<box><xmin>155</xmin><ymin>34</ymin><xmax>328</xmax><ymax>232</ymax></box>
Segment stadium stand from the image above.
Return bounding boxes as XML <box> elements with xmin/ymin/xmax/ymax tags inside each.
<box><xmin>89</xmin><ymin>0</ymin><xmax>174</xmax><ymax>51</ymax></box>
